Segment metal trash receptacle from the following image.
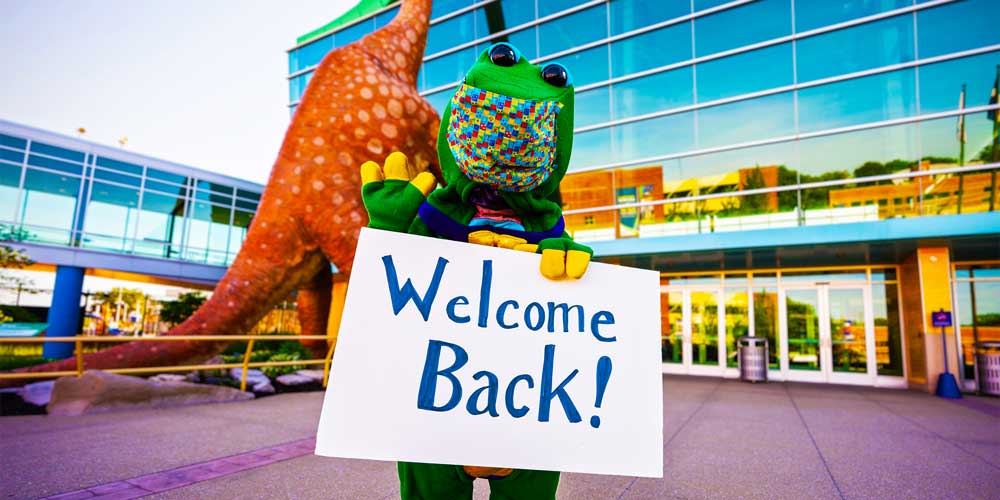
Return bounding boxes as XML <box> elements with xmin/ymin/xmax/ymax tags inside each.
<box><xmin>975</xmin><ymin>341</ymin><xmax>1000</xmax><ymax>396</ymax></box>
<box><xmin>738</xmin><ymin>336</ymin><xmax>768</xmax><ymax>383</ymax></box>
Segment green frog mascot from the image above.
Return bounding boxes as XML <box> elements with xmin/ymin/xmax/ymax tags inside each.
<box><xmin>360</xmin><ymin>42</ymin><xmax>591</xmax><ymax>500</ymax></box>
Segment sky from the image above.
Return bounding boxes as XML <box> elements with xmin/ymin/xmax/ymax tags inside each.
<box><xmin>1</xmin><ymin>0</ymin><xmax>356</xmax><ymax>185</ymax></box>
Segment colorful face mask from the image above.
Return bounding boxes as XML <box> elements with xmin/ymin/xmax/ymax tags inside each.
<box><xmin>446</xmin><ymin>84</ymin><xmax>563</xmax><ymax>193</ymax></box>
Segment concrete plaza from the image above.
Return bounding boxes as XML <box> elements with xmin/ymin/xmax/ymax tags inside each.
<box><xmin>2</xmin><ymin>376</ymin><xmax>998</xmax><ymax>500</ymax></box>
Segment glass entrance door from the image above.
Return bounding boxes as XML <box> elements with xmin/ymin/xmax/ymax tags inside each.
<box><xmin>781</xmin><ymin>285</ymin><xmax>875</xmax><ymax>384</ymax></box>
<box><xmin>661</xmin><ymin>287</ymin><xmax>726</xmax><ymax>376</ymax></box>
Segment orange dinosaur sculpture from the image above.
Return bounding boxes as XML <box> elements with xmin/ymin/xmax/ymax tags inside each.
<box><xmin>6</xmin><ymin>0</ymin><xmax>438</xmax><ymax>384</ymax></box>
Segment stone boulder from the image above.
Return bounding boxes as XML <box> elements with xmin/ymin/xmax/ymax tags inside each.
<box><xmin>276</xmin><ymin>373</ymin><xmax>315</xmax><ymax>386</ymax></box>
<box><xmin>47</xmin><ymin>371</ymin><xmax>253</xmax><ymax>416</ymax></box>
<box><xmin>18</xmin><ymin>380</ymin><xmax>55</xmax><ymax>406</ymax></box>
<box><xmin>148</xmin><ymin>373</ymin><xmax>186</xmax><ymax>383</ymax></box>
<box><xmin>295</xmin><ymin>369</ymin><xmax>326</xmax><ymax>383</ymax></box>
<box><xmin>229</xmin><ymin>368</ymin><xmax>274</xmax><ymax>393</ymax></box>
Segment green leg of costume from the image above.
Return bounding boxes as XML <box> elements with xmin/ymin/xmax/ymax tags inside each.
<box><xmin>398</xmin><ymin>462</ymin><xmax>560</xmax><ymax>500</ymax></box>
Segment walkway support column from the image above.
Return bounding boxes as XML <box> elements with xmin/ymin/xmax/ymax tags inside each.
<box><xmin>900</xmin><ymin>247</ymin><xmax>958</xmax><ymax>393</ymax></box>
<box><xmin>42</xmin><ymin>265</ymin><xmax>86</xmax><ymax>359</ymax></box>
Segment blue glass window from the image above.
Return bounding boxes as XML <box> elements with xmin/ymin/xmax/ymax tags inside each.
<box><xmin>0</xmin><ymin>162</ymin><xmax>20</xmax><ymax>187</ymax></box>
<box><xmin>921</xmin><ymin>111</ymin><xmax>993</xmax><ymax>164</ymax></box>
<box><xmin>135</xmin><ymin>191</ymin><xmax>184</xmax><ymax>258</ymax></box>
<box><xmin>21</xmin><ymin>168</ymin><xmax>80</xmax><ymax>244</ymax></box>
<box><xmin>85</xmin><ymin>182</ymin><xmax>139</xmax><ymax>248</ymax></box>
<box><xmin>611</xmin><ymin>22</ymin><xmax>691</xmax><ymax>78</ymax></box>
<box><xmin>289</xmin><ymin>71</ymin><xmax>313</xmax><ymax>102</ymax></box>
<box><xmin>335</xmin><ymin>18</ymin><xmax>374</xmax><ymax>48</ymax></box>
<box><xmin>0</xmin><ymin>134</ymin><xmax>27</xmax><ymax>150</ymax></box>
<box><xmin>697</xmin><ymin>92</ymin><xmax>795</xmax><ymax>148</ymax></box>
<box><xmin>497</xmin><ymin>0</ymin><xmax>535</xmax><ymax>28</ymax></box>
<box><xmin>505</xmin><ymin>27</ymin><xmax>538</xmax><ymax>60</ymax></box>
<box><xmin>554</xmin><ymin>44</ymin><xmax>609</xmax><ymax>87</ymax></box>
<box><xmin>95</xmin><ymin>156</ymin><xmax>142</xmax><ymax>175</ymax></box>
<box><xmin>797</xmin><ymin>122</ymin><xmax>917</xmax><ymax>177</ymax></box>
<box><xmin>427</xmin><ymin>9</ymin><xmax>488</xmax><ymax>55</ymax></box>
<box><xmin>235</xmin><ymin>199</ymin><xmax>258</xmax><ymax>211</ymax></box>
<box><xmin>610</xmin><ymin>0</ymin><xmax>689</xmax><ymax>35</ymax></box>
<box><xmin>146</xmin><ymin>168</ymin><xmax>187</xmax><ymax>186</ymax></box>
<box><xmin>29</xmin><ymin>142</ymin><xmax>85</xmax><ymax>163</ymax></box>
<box><xmin>917</xmin><ymin>0</ymin><xmax>1000</xmax><ymax>59</ymax></box>
<box><xmin>425</xmin><ymin>86</ymin><xmax>458</xmax><ymax>114</ymax></box>
<box><xmin>569</xmin><ymin>127</ymin><xmax>613</xmax><ymax>170</ymax></box>
<box><xmin>794</xmin><ymin>0</ymin><xmax>911</xmax><ymax>33</ymax></box>
<box><xmin>613</xmin><ymin>67</ymin><xmax>694</xmax><ymax>119</ymax></box>
<box><xmin>423</xmin><ymin>47</ymin><xmax>477</xmax><ymax>90</ymax></box>
<box><xmin>798</xmin><ymin>68</ymin><xmax>917</xmax><ymax>133</ymax></box>
<box><xmin>0</xmin><ymin>147</ymin><xmax>24</xmax><ymax>165</ymax></box>
<box><xmin>538</xmin><ymin>0</ymin><xmax>590</xmax><ymax>18</ymax></box>
<box><xmin>614</xmin><ymin>112</ymin><xmax>696</xmax><ymax>162</ymax></box>
<box><xmin>575</xmin><ymin>86</ymin><xmax>611</xmax><ymax>128</ymax></box>
<box><xmin>375</xmin><ymin>6</ymin><xmax>400</xmax><ymax>28</ymax></box>
<box><xmin>433</xmin><ymin>0</ymin><xmax>472</xmax><ymax>19</ymax></box>
<box><xmin>236</xmin><ymin>189</ymin><xmax>261</xmax><ymax>201</ymax></box>
<box><xmin>694</xmin><ymin>0</ymin><xmax>736</xmax><ymax>11</ymax></box>
<box><xmin>676</xmin><ymin>141</ymin><xmax>798</xmax><ymax>184</ymax></box>
<box><xmin>94</xmin><ymin>168</ymin><xmax>142</xmax><ymax>187</ymax></box>
<box><xmin>695</xmin><ymin>0</ymin><xmax>791</xmax><ymax>57</ymax></box>
<box><xmin>0</xmin><ymin>163</ymin><xmax>19</xmax><ymax>223</ymax></box>
<box><xmin>27</xmin><ymin>153</ymin><xmax>83</xmax><ymax>175</ymax></box>
<box><xmin>697</xmin><ymin>43</ymin><xmax>793</xmax><ymax>102</ymax></box>
<box><xmin>919</xmin><ymin>51</ymin><xmax>1000</xmax><ymax>115</ymax></box>
<box><xmin>289</xmin><ymin>35</ymin><xmax>333</xmax><ymax>73</ymax></box>
<box><xmin>537</xmin><ymin>5</ymin><xmax>607</xmax><ymax>57</ymax></box>
<box><xmin>797</xmin><ymin>14</ymin><xmax>913</xmax><ymax>83</ymax></box>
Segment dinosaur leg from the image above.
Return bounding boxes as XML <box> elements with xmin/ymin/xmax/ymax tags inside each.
<box><xmin>296</xmin><ymin>261</ymin><xmax>333</xmax><ymax>358</ymax></box>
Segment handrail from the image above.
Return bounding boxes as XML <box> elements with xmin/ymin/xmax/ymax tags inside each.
<box><xmin>0</xmin><ymin>334</ymin><xmax>335</xmax><ymax>390</ymax></box>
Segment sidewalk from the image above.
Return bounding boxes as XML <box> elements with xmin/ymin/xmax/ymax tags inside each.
<box><xmin>2</xmin><ymin>376</ymin><xmax>998</xmax><ymax>500</ymax></box>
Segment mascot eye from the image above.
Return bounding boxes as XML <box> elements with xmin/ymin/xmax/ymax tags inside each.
<box><xmin>541</xmin><ymin>63</ymin><xmax>571</xmax><ymax>88</ymax></box>
<box><xmin>488</xmin><ymin>43</ymin><xmax>520</xmax><ymax>67</ymax></box>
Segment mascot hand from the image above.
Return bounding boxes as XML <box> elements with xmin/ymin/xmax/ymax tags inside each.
<box><xmin>360</xmin><ymin>152</ymin><xmax>437</xmax><ymax>232</ymax></box>
<box><xmin>536</xmin><ymin>238</ymin><xmax>592</xmax><ymax>280</ymax></box>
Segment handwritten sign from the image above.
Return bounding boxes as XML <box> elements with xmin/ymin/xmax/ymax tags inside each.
<box><xmin>315</xmin><ymin>228</ymin><xmax>663</xmax><ymax>477</ymax></box>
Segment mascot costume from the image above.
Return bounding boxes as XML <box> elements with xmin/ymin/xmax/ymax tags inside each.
<box><xmin>360</xmin><ymin>41</ymin><xmax>591</xmax><ymax>500</ymax></box>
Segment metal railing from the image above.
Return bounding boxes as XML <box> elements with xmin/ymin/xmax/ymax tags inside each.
<box><xmin>0</xmin><ymin>335</ymin><xmax>336</xmax><ymax>392</ymax></box>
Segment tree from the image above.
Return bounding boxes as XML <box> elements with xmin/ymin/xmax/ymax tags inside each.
<box><xmin>977</xmin><ymin>143</ymin><xmax>996</xmax><ymax>163</ymax></box>
<box><xmin>0</xmin><ymin>226</ymin><xmax>35</xmax><ymax>324</ymax></box>
<box><xmin>159</xmin><ymin>292</ymin><xmax>206</xmax><ymax>325</ymax></box>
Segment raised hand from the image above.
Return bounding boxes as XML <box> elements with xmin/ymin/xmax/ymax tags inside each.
<box><xmin>360</xmin><ymin>152</ymin><xmax>437</xmax><ymax>233</ymax></box>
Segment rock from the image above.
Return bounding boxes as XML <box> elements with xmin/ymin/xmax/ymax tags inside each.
<box><xmin>18</xmin><ymin>380</ymin><xmax>55</xmax><ymax>406</ymax></box>
<box><xmin>148</xmin><ymin>373</ymin><xmax>186</xmax><ymax>383</ymax></box>
<box><xmin>47</xmin><ymin>371</ymin><xmax>253</xmax><ymax>416</ymax></box>
<box><xmin>252</xmin><ymin>380</ymin><xmax>275</xmax><ymax>393</ymax></box>
<box><xmin>276</xmin><ymin>373</ymin><xmax>315</xmax><ymax>386</ymax></box>
<box><xmin>229</xmin><ymin>368</ymin><xmax>274</xmax><ymax>394</ymax></box>
<box><xmin>295</xmin><ymin>369</ymin><xmax>325</xmax><ymax>382</ymax></box>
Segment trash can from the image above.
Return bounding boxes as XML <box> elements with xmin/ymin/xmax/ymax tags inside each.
<box><xmin>975</xmin><ymin>341</ymin><xmax>1000</xmax><ymax>396</ymax></box>
<box><xmin>738</xmin><ymin>336</ymin><xmax>768</xmax><ymax>383</ymax></box>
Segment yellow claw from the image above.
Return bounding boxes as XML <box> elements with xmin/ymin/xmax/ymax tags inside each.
<box><xmin>383</xmin><ymin>151</ymin><xmax>410</xmax><ymax>181</ymax></box>
<box><xmin>496</xmin><ymin>234</ymin><xmax>527</xmax><ymax>249</ymax></box>
<box><xmin>540</xmin><ymin>249</ymin><xmax>567</xmax><ymax>280</ymax></box>
<box><xmin>468</xmin><ymin>230</ymin><xmax>498</xmax><ymax>246</ymax></box>
<box><xmin>360</xmin><ymin>161</ymin><xmax>383</xmax><ymax>185</ymax></box>
<box><xmin>565</xmin><ymin>249</ymin><xmax>591</xmax><ymax>279</ymax></box>
<box><xmin>411</xmin><ymin>171</ymin><xmax>437</xmax><ymax>197</ymax></box>
<box><xmin>512</xmin><ymin>243</ymin><xmax>538</xmax><ymax>253</ymax></box>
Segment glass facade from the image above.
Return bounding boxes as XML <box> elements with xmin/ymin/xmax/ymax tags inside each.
<box><xmin>0</xmin><ymin>122</ymin><xmax>263</xmax><ymax>266</ymax></box>
<box><xmin>288</xmin><ymin>0</ymin><xmax>1000</xmax><ymax>243</ymax></box>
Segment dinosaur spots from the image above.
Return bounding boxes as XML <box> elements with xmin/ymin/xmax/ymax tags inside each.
<box><xmin>394</xmin><ymin>52</ymin><xmax>407</xmax><ymax>68</ymax></box>
<box><xmin>405</xmin><ymin>99</ymin><xmax>418</xmax><ymax>114</ymax></box>
<box><xmin>406</xmin><ymin>29</ymin><xmax>418</xmax><ymax>44</ymax></box>
<box><xmin>391</xmin><ymin>87</ymin><xmax>404</xmax><ymax>99</ymax></box>
<box><xmin>388</xmin><ymin>99</ymin><xmax>404</xmax><ymax>118</ymax></box>
<box><xmin>379</xmin><ymin>85</ymin><xmax>390</xmax><ymax>96</ymax></box>
<box><xmin>339</xmin><ymin>152</ymin><xmax>353</xmax><ymax>166</ymax></box>
<box><xmin>360</xmin><ymin>87</ymin><xmax>374</xmax><ymax>99</ymax></box>
<box><xmin>333</xmin><ymin>193</ymin><xmax>344</xmax><ymax>205</ymax></box>
<box><xmin>314</xmin><ymin>155</ymin><xmax>325</xmax><ymax>165</ymax></box>
<box><xmin>368</xmin><ymin>138</ymin><xmax>385</xmax><ymax>155</ymax></box>
<box><xmin>313</xmin><ymin>137</ymin><xmax>325</xmax><ymax>146</ymax></box>
<box><xmin>292</xmin><ymin>185</ymin><xmax>301</xmax><ymax>194</ymax></box>
<box><xmin>313</xmin><ymin>180</ymin><xmax>326</xmax><ymax>191</ymax></box>
<box><xmin>373</xmin><ymin>103</ymin><xmax>387</xmax><ymax>119</ymax></box>
<box><xmin>358</xmin><ymin>110</ymin><xmax>371</xmax><ymax>122</ymax></box>
<box><xmin>294</xmin><ymin>166</ymin><xmax>302</xmax><ymax>175</ymax></box>
<box><xmin>381</xmin><ymin>123</ymin><xmax>398</xmax><ymax>138</ymax></box>
<box><xmin>343</xmin><ymin>114</ymin><xmax>354</xmax><ymax>123</ymax></box>
<box><xmin>354</xmin><ymin>127</ymin><xmax>367</xmax><ymax>139</ymax></box>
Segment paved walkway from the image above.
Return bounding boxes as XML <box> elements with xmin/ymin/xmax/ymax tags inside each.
<box><xmin>2</xmin><ymin>376</ymin><xmax>998</xmax><ymax>500</ymax></box>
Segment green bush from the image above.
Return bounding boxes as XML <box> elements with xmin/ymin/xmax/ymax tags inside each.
<box><xmin>261</xmin><ymin>352</ymin><xmax>304</xmax><ymax>378</ymax></box>
<box><xmin>0</xmin><ymin>356</ymin><xmax>53</xmax><ymax>371</ymax></box>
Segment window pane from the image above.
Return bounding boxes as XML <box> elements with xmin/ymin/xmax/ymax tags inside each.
<box><xmin>798</xmin><ymin>121</ymin><xmax>918</xmax><ymax>179</ymax></box>
<box><xmin>0</xmin><ymin>133</ymin><xmax>27</xmax><ymax>150</ymax></box>
<box><xmin>433</xmin><ymin>0</ymin><xmax>471</xmax><ymax>18</ymax></box>
<box><xmin>695</xmin><ymin>0</ymin><xmax>791</xmax><ymax>57</ymax></box>
<box><xmin>575</xmin><ymin>86</ymin><xmax>611</xmax><ymax>128</ymax></box>
<box><xmin>613</xmin><ymin>67</ymin><xmax>694</xmax><ymax>119</ymax></box>
<box><xmin>27</xmin><ymin>153</ymin><xmax>83</xmax><ymax>175</ymax></box>
<box><xmin>423</xmin><ymin>47</ymin><xmax>477</xmax><ymax>89</ymax></box>
<box><xmin>427</xmin><ymin>9</ymin><xmax>489</xmax><ymax>55</ymax></box>
<box><xmin>505</xmin><ymin>26</ymin><xmax>538</xmax><ymax>60</ymax></box>
<box><xmin>0</xmin><ymin>162</ymin><xmax>21</xmax><ymax>223</ymax></box>
<box><xmin>556</xmin><ymin>44</ymin><xmax>609</xmax><ymax>87</ymax></box>
<box><xmin>794</xmin><ymin>0</ymin><xmax>911</xmax><ymax>33</ymax></box>
<box><xmin>146</xmin><ymin>168</ymin><xmax>187</xmax><ymax>185</ymax></box>
<box><xmin>184</xmin><ymin>201</ymin><xmax>232</xmax><ymax>265</ymax></box>
<box><xmin>919</xmin><ymin>51</ymin><xmax>1000</xmax><ymax>115</ymax></box>
<box><xmin>334</xmin><ymin>18</ymin><xmax>374</xmax><ymax>48</ymax></box>
<box><xmin>872</xmin><ymin>283</ymin><xmax>904</xmax><ymax>376</ymax></box>
<box><xmin>21</xmin><ymin>168</ymin><xmax>80</xmax><ymax>244</ymax></box>
<box><xmin>921</xmin><ymin>110</ymin><xmax>994</xmax><ymax>167</ymax></box>
<box><xmin>917</xmin><ymin>0</ymin><xmax>1000</xmax><ymax>59</ymax></box>
<box><xmin>424</xmin><ymin>86</ymin><xmax>457</xmax><ymax>114</ymax></box>
<box><xmin>725</xmin><ymin>289</ymin><xmax>749</xmax><ymax>368</ymax></box>
<box><xmin>95</xmin><ymin>156</ymin><xmax>142</xmax><ymax>175</ymax></box>
<box><xmin>614</xmin><ymin>112</ymin><xmax>696</xmax><ymax>164</ymax></box>
<box><xmin>697</xmin><ymin>92</ymin><xmax>795</xmax><ymax>148</ymax></box>
<box><xmin>236</xmin><ymin>189</ymin><xmax>261</xmax><ymax>201</ymax></box>
<box><xmin>375</xmin><ymin>6</ymin><xmax>399</xmax><ymax>28</ymax></box>
<box><xmin>83</xmin><ymin>182</ymin><xmax>138</xmax><ymax>252</ymax></box>
<box><xmin>797</xmin><ymin>14</ymin><xmax>914</xmax><ymax>82</ymax></box>
<box><xmin>0</xmin><ymin>147</ymin><xmax>24</xmax><ymax>165</ymax></box>
<box><xmin>28</xmin><ymin>142</ymin><xmax>85</xmax><ymax>163</ymax></box>
<box><xmin>538</xmin><ymin>5</ymin><xmax>607</xmax><ymax>57</ymax></box>
<box><xmin>94</xmin><ymin>167</ymin><xmax>142</xmax><ymax>187</ymax></box>
<box><xmin>497</xmin><ymin>0</ymin><xmax>535</xmax><ymax>28</ymax></box>
<box><xmin>569</xmin><ymin>127</ymin><xmax>613</xmax><ymax>171</ymax></box>
<box><xmin>611</xmin><ymin>22</ymin><xmax>691</xmax><ymax>78</ymax></box>
<box><xmin>798</xmin><ymin>68</ymin><xmax>917</xmax><ymax>133</ymax></box>
<box><xmin>289</xmin><ymin>71</ymin><xmax>313</xmax><ymax>103</ymax></box>
<box><xmin>610</xmin><ymin>0</ymin><xmax>689</xmax><ymax>35</ymax></box>
<box><xmin>697</xmin><ymin>43</ymin><xmax>793</xmax><ymax>102</ymax></box>
<box><xmin>290</xmin><ymin>35</ymin><xmax>333</xmax><ymax>73</ymax></box>
<box><xmin>538</xmin><ymin>0</ymin><xmax>589</xmax><ymax>17</ymax></box>
<box><xmin>136</xmin><ymin>191</ymin><xmax>185</xmax><ymax>259</ymax></box>
<box><xmin>753</xmin><ymin>281</ymin><xmax>781</xmax><ymax>368</ymax></box>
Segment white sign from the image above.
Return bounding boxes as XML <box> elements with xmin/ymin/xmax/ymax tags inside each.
<box><xmin>316</xmin><ymin>228</ymin><xmax>663</xmax><ymax>477</ymax></box>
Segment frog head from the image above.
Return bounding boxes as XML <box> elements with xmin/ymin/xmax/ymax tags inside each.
<box><xmin>436</xmin><ymin>42</ymin><xmax>574</xmax><ymax>205</ymax></box>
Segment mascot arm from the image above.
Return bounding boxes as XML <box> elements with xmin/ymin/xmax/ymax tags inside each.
<box><xmin>360</xmin><ymin>152</ymin><xmax>437</xmax><ymax>233</ymax></box>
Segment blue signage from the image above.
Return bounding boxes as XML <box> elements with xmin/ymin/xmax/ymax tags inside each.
<box><xmin>931</xmin><ymin>310</ymin><xmax>952</xmax><ymax>327</ymax></box>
